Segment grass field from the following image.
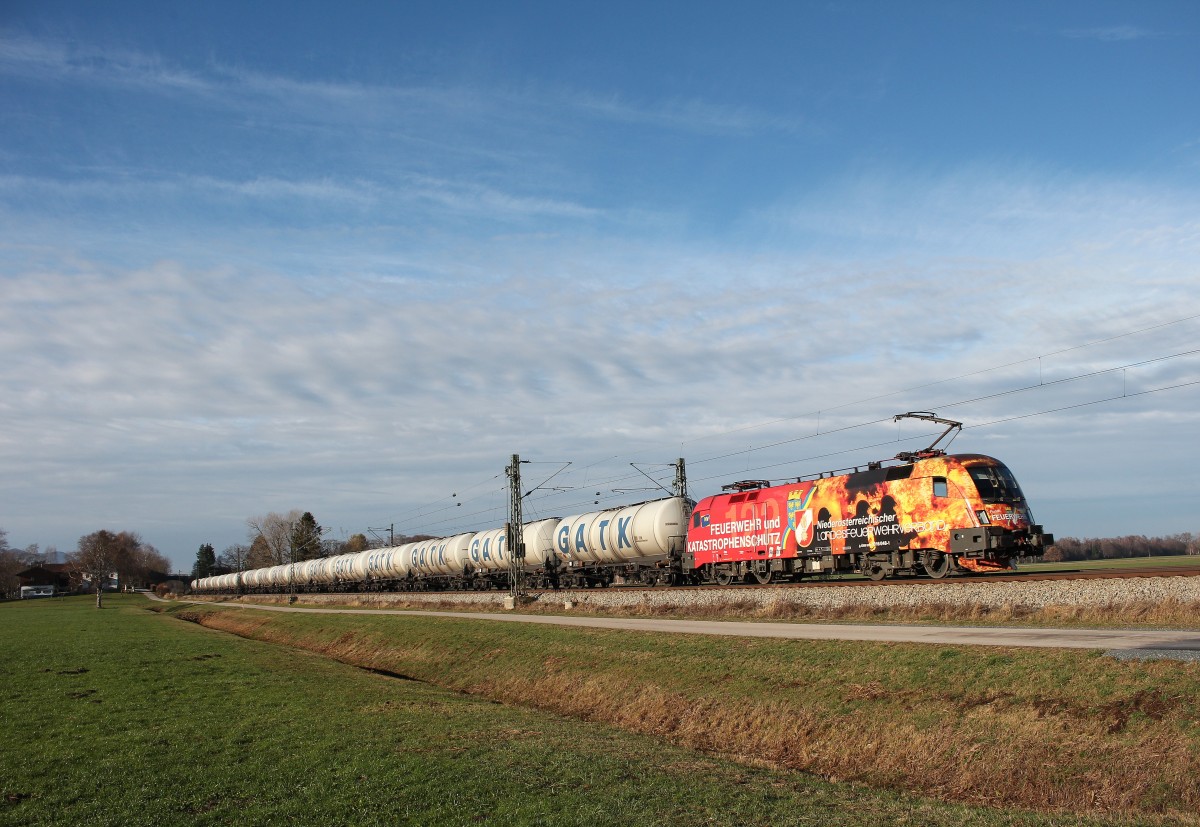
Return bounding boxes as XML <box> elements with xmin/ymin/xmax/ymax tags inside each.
<box><xmin>167</xmin><ymin>598</ymin><xmax>1200</xmax><ymax>822</ymax></box>
<box><xmin>1018</xmin><ymin>555</ymin><xmax>1200</xmax><ymax>573</ymax></box>
<box><xmin>3</xmin><ymin>597</ymin><xmax>1192</xmax><ymax>826</ymax></box>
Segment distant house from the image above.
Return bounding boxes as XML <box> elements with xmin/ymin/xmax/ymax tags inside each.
<box><xmin>80</xmin><ymin>570</ymin><xmax>120</xmax><ymax>592</ymax></box>
<box><xmin>16</xmin><ymin>564</ymin><xmax>76</xmax><ymax>594</ymax></box>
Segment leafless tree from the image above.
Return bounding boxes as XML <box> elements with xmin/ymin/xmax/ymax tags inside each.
<box><xmin>217</xmin><ymin>543</ymin><xmax>249</xmax><ymax>572</ymax></box>
<box><xmin>246</xmin><ymin>510</ymin><xmax>303</xmax><ymax>568</ymax></box>
<box><xmin>70</xmin><ymin>530</ymin><xmax>122</xmax><ymax>608</ymax></box>
<box><xmin>67</xmin><ymin>530</ymin><xmax>169</xmax><ymax>605</ymax></box>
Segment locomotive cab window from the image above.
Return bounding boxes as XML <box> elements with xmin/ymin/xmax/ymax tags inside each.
<box><xmin>967</xmin><ymin>463</ymin><xmax>1026</xmax><ymax>504</ymax></box>
<box><xmin>932</xmin><ymin>477</ymin><xmax>948</xmax><ymax>498</ymax></box>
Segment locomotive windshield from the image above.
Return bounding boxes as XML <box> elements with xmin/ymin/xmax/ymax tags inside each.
<box><xmin>967</xmin><ymin>462</ymin><xmax>1026</xmax><ymax>504</ymax></box>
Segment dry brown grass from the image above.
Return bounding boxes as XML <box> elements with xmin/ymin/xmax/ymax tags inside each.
<box><xmin>520</xmin><ymin>594</ymin><xmax>1200</xmax><ymax>629</ymax></box>
<box><xmin>174</xmin><ymin>605</ymin><xmax>1200</xmax><ymax>823</ymax></box>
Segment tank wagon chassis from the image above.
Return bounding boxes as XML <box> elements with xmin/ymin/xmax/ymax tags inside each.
<box><xmin>195</xmin><ymin>414</ymin><xmax>1053</xmax><ymax>597</ymax></box>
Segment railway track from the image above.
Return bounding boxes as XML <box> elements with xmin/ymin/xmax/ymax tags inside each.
<box><xmin>533</xmin><ymin>564</ymin><xmax>1200</xmax><ymax>595</ymax></box>
<box><xmin>226</xmin><ymin>564</ymin><xmax>1200</xmax><ymax>601</ymax></box>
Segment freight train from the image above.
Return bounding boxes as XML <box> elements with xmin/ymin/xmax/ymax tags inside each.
<box><xmin>194</xmin><ymin>415</ymin><xmax>1053</xmax><ymax>595</ymax></box>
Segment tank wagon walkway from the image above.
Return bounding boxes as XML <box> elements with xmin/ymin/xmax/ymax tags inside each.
<box><xmin>186</xmin><ymin>599</ymin><xmax>1200</xmax><ymax>657</ymax></box>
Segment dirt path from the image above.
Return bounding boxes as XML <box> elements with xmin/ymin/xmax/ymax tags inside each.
<box><xmin>185</xmin><ymin>599</ymin><xmax>1200</xmax><ymax>653</ymax></box>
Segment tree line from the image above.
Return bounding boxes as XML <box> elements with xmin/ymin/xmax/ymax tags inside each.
<box><xmin>0</xmin><ymin>526</ymin><xmax>170</xmax><ymax>605</ymax></box>
<box><xmin>1039</xmin><ymin>533</ymin><xmax>1200</xmax><ymax>563</ymax></box>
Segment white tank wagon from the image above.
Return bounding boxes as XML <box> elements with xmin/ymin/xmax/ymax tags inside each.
<box><xmin>362</xmin><ymin>546</ymin><xmax>409</xmax><ymax>581</ymax></box>
<box><xmin>266</xmin><ymin>564</ymin><xmax>291</xmax><ymax>588</ymax></box>
<box><xmin>520</xmin><ymin>518</ymin><xmax>561</xmax><ymax>571</ymax></box>
<box><xmin>327</xmin><ymin>553</ymin><xmax>361</xmax><ymax>587</ymax></box>
<box><xmin>553</xmin><ymin>497</ymin><xmax>686</xmax><ymax>564</ymax></box>
<box><xmin>406</xmin><ymin>539</ymin><xmax>436</xmax><ymax>577</ymax></box>
<box><xmin>196</xmin><ymin>571</ymin><xmax>244</xmax><ymax>593</ymax></box>
<box><xmin>286</xmin><ymin>562</ymin><xmax>307</xmax><ymax>587</ymax></box>
<box><xmin>468</xmin><ymin>527</ymin><xmax>509</xmax><ymax>572</ymax></box>
<box><xmin>300</xmin><ymin>557</ymin><xmax>330</xmax><ymax>586</ymax></box>
<box><xmin>348</xmin><ymin>549</ymin><xmax>374</xmax><ymax>581</ymax></box>
<box><xmin>549</xmin><ymin>496</ymin><xmax>688</xmax><ymax>587</ymax></box>
<box><xmin>197</xmin><ymin>496</ymin><xmax>690</xmax><ymax>594</ymax></box>
<box><xmin>431</xmin><ymin>533</ymin><xmax>474</xmax><ymax>577</ymax></box>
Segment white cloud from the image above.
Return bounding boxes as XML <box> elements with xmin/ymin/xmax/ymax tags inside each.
<box><xmin>2</xmin><ymin>29</ymin><xmax>1199</xmax><ymax>565</ymax></box>
<box><xmin>0</xmin><ymin>32</ymin><xmax>790</xmax><ymax>140</ymax></box>
<box><xmin>564</xmin><ymin>90</ymin><xmax>810</xmax><ymax>136</ymax></box>
<box><xmin>1061</xmin><ymin>26</ymin><xmax>1160</xmax><ymax>42</ymax></box>
<box><xmin>3</xmin><ymin>164</ymin><xmax>1198</xmax><ymax>567</ymax></box>
<box><xmin>0</xmin><ymin>33</ymin><xmax>212</xmax><ymax>94</ymax></box>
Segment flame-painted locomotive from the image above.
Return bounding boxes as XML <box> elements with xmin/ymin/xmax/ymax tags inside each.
<box><xmin>686</xmin><ymin>451</ymin><xmax>1052</xmax><ymax>585</ymax></box>
<box><xmin>192</xmin><ymin>414</ymin><xmax>1053</xmax><ymax>594</ymax></box>
<box><xmin>685</xmin><ymin>413</ymin><xmax>1052</xmax><ymax>584</ymax></box>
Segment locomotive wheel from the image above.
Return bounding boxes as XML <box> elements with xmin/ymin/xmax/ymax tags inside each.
<box><xmin>923</xmin><ymin>551</ymin><xmax>952</xmax><ymax>579</ymax></box>
<box><xmin>865</xmin><ymin>564</ymin><xmax>887</xmax><ymax>581</ymax></box>
<box><xmin>714</xmin><ymin>568</ymin><xmax>735</xmax><ymax>586</ymax></box>
<box><xmin>749</xmin><ymin>569</ymin><xmax>773</xmax><ymax>585</ymax></box>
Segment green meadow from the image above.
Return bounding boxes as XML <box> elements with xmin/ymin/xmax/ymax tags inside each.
<box><xmin>2</xmin><ymin>595</ymin><xmax>1195</xmax><ymax>826</ymax></box>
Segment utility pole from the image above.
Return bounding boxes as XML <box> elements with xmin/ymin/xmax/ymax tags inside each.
<box><xmin>506</xmin><ymin>453</ymin><xmax>526</xmax><ymax>603</ymax></box>
<box><xmin>672</xmin><ymin>457</ymin><xmax>688</xmax><ymax>502</ymax></box>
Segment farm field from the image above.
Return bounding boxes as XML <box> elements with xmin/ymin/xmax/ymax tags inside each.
<box><xmin>1017</xmin><ymin>555</ymin><xmax>1200</xmax><ymax>573</ymax></box>
<box><xmin>3</xmin><ymin>597</ymin><xmax>1196</xmax><ymax>826</ymax></box>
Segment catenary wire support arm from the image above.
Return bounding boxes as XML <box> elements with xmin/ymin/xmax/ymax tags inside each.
<box><xmin>628</xmin><ymin>462</ymin><xmax>676</xmax><ymax>497</ymax></box>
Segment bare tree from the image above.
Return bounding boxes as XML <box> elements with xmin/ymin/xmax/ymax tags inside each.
<box><xmin>245</xmin><ymin>510</ymin><xmax>327</xmax><ymax>566</ymax></box>
<box><xmin>0</xmin><ymin>527</ymin><xmax>20</xmax><ymax>598</ymax></box>
<box><xmin>217</xmin><ymin>543</ymin><xmax>248</xmax><ymax>572</ymax></box>
<box><xmin>109</xmin><ymin>531</ymin><xmax>169</xmax><ymax>589</ymax></box>
<box><xmin>70</xmin><ymin>530</ymin><xmax>121</xmax><ymax>608</ymax></box>
<box><xmin>66</xmin><ymin>530</ymin><xmax>169</xmax><ymax>603</ymax></box>
<box><xmin>246</xmin><ymin>511</ymin><xmax>302</xmax><ymax>567</ymax></box>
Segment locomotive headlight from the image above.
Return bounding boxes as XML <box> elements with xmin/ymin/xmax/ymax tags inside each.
<box><xmin>977</xmin><ymin>510</ymin><xmax>991</xmax><ymax>525</ymax></box>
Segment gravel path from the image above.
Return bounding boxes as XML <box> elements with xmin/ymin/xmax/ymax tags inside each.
<box><xmin>187</xmin><ymin>599</ymin><xmax>1200</xmax><ymax>654</ymax></box>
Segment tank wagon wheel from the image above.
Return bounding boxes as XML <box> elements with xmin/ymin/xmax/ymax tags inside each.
<box><xmin>922</xmin><ymin>550</ymin><xmax>953</xmax><ymax>579</ymax></box>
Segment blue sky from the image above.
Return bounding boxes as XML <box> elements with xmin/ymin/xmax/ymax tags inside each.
<box><xmin>2</xmin><ymin>1</ymin><xmax>1198</xmax><ymax>571</ymax></box>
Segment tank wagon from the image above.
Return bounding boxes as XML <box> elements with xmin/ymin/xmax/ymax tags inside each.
<box><xmin>193</xmin><ymin>415</ymin><xmax>1052</xmax><ymax>595</ymax></box>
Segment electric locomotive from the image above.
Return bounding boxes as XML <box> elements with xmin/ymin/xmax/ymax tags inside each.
<box><xmin>685</xmin><ymin>413</ymin><xmax>1052</xmax><ymax>584</ymax></box>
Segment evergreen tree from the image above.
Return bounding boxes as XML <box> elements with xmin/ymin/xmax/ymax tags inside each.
<box><xmin>289</xmin><ymin>512</ymin><xmax>324</xmax><ymax>562</ymax></box>
<box><xmin>193</xmin><ymin>543</ymin><xmax>216</xmax><ymax>579</ymax></box>
<box><xmin>245</xmin><ymin>533</ymin><xmax>273</xmax><ymax>569</ymax></box>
